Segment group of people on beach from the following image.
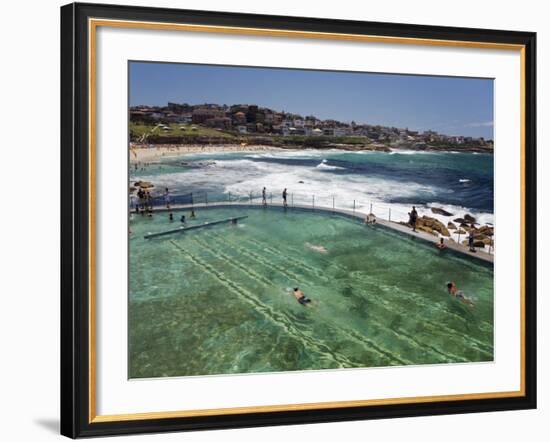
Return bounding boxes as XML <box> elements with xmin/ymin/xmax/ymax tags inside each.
<box><xmin>133</xmin><ymin>161</ymin><xmax>156</xmax><ymax>172</ymax></box>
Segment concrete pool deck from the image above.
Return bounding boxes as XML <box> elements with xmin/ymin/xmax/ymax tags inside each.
<box><xmin>138</xmin><ymin>201</ymin><xmax>494</xmax><ymax>264</ymax></box>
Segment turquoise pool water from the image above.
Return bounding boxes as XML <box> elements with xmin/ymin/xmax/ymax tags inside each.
<box><xmin>129</xmin><ymin>207</ymin><xmax>493</xmax><ymax>378</ymax></box>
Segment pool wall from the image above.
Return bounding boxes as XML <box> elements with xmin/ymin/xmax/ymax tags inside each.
<box><xmin>138</xmin><ymin>202</ymin><xmax>494</xmax><ymax>266</ymax></box>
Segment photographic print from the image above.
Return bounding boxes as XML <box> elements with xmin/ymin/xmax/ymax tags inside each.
<box><xmin>128</xmin><ymin>62</ymin><xmax>495</xmax><ymax>379</ymax></box>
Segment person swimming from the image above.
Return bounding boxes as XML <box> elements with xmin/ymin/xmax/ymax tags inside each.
<box><xmin>447</xmin><ymin>282</ymin><xmax>474</xmax><ymax>306</ymax></box>
<box><xmin>305</xmin><ymin>242</ymin><xmax>328</xmax><ymax>254</ymax></box>
<box><xmin>292</xmin><ymin>287</ymin><xmax>312</xmax><ymax>306</ymax></box>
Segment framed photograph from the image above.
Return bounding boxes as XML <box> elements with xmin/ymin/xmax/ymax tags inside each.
<box><xmin>60</xmin><ymin>2</ymin><xmax>537</xmax><ymax>438</ymax></box>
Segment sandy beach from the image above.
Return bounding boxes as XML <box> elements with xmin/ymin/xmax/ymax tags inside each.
<box><xmin>130</xmin><ymin>144</ymin><xmax>279</xmax><ymax>164</ymax></box>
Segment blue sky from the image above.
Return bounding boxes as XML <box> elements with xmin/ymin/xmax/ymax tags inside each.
<box><xmin>129</xmin><ymin>62</ymin><xmax>494</xmax><ymax>139</ymax></box>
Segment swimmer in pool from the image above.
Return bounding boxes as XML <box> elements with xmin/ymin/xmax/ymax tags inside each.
<box><xmin>292</xmin><ymin>287</ymin><xmax>312</xmax><ymax>306</ymax></box>
<box><xmin>447</xmin><ymin>282</ymin><xmax>474</xmax><ymax>306</ymax></box>
<box><xmin>305</xmin><ymin>242</ymin><xmax>328</xmax><ymax>254</ymax></box>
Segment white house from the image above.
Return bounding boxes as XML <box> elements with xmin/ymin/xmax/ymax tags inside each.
<box><xmin>312</xmin><ymin>128</ymin><xmax>323</xmax><ymax>136</ymax></box>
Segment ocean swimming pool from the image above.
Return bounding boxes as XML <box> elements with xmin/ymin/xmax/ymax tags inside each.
<box><xmin>129</xmin><ymin>207</ymin><xmax>494</xmax><ymax>378</ymax></box>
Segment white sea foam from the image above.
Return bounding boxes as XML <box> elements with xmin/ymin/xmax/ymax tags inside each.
<box><xmin>316</xmin><ymin>160</ymin><xmax>345</xmax><ymax>171</ymax></box>
<box><xmin>135</xmin><ymin>150</ymin><xmax>495</xmax><ymax>251</ymax></box>
<box><xmin>244</xmin><ymin>149</ymin><xmax>330</xmax><ymax>160</ymax></box>
<box><xmin>389</xmin><ymin>149</ymin><xmax>438</xmax><ymax>155</ymax></box>
<box><xmin>218</xmin><ymin>159</ymin><xmax>436</xmax><ymax>208</ymax></box>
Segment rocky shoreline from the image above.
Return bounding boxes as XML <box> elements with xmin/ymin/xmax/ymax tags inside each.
<box><xmin>399</xmin><ymin>209</ymin><xmax>494</xmax><ymax>250</ymax></box>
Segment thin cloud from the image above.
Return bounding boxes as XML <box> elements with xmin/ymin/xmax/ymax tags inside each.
<box><xmin>465</xmin><ymin>121</ymin><xmax>494</xmax><ymax>128</ymax></box>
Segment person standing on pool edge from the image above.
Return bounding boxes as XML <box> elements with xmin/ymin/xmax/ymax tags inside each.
<box><xmin>262</xmin><ymin>187</ymin><xmax>267</xmax><ymax>206</ymax></box>
<box><xmin>409</xmin><ymin>206</ymin><xmax>418</xmax><ymax>232</ymax></box>
<box><xmin>282</xmin><ymin>188</ymin><xmax>288</xmax><ymax>207</ymax></box>
<box><xmin>468</xmin><ymin>224</ymin><xmax>476</xmax><ymax>252</ymax></box>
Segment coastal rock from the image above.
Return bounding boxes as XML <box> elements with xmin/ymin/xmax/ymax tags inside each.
<box><xmin>457</xmin><ymin>229</ymin><xmax>466</xmax><ymax>234</ymax></box>
<box><xmin>453</xmin><ymin>217</ymin><xmax>466</xmax><ymax>224</ymax></box>
<box><xmin>366</xmin><ymin>143</ymin><xmax>392</xmax><ymax>152</ymax></box>
<box><xmin>478</xmin><ymin>225</ymin><xmax>494</xmax><ymax>236</ymax></box>
<box><xmin>447</xmin><ymin>222</ymin><xmax>457</xmax><ymax>230</ymax></box>
<box><xmin>431</xmin><ymin>207</ymin><xmax>454</xmax><ymax>216</ymax></box>
<box><xmin>420</xmin><ymin>216</ymin><xmax>434</xmax><ymax>228</ymax></box>
<box><xmin>417</xmin><ymin>225</ymin><xmax>436</xmax><ymax>236</ymax></box>
<box><xmin>462</xmin><ymin>239</ymin><xmax>487</xmax><ymax>248</ymax></box>
<box><xmin>134</xmin><ymin>180</ymin><xmax>154</xmax><ymax>189</ymax></box>
<box><xmin>464</xmin><ymin>214</ymin><xmax>477</xmax><ymax>224</ymax></box>
<box><xmin>417</xmin><ymin>216</ymin><xmax>450</xmax><ymax>237</ymax></box>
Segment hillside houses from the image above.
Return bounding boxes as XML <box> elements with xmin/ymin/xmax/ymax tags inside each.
<box><xmin>129</xmin><ymin>102</ymin><xmax>493</xmax><ymax>149</ymax></box>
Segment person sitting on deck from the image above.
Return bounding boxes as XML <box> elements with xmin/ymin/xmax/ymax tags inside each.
<box><xmin>447</xmin><ymin>282</ymin><xmax>474</xmax><ymax>306</ymax></box>
<box><xmin>293</xmin><ymin>287</ymin><xmax>312</xmax><ymax>306</ymax></box>
<box><xmin>436</xmin><ymin>237</ymin><xmax>447</xmax><ymax>250</ymax></box>
<box><xmin>190</xmin><ymin>209</ymin><xmax>196</xmax><ymax>218</ymax></box>
<box><xmin>169</xmin><ymin>213</ymin><xmax>174</xmax><ymax>222</ymax></box>
<box><xmin>180</xmin><ymin>215</ymin><xmax>186</xmax><ymax>223</ymax></box>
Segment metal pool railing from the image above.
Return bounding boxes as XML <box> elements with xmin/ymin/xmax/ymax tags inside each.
<box><xmin>130</xmin><ymin>189</ymin><xmax>493</xmax><ymax>254</ymax></box>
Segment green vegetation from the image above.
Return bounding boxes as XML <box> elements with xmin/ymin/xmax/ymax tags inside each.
<box><xmin>129</xmin><ymin>122</ymin><xmax>378</xmax><ymax>149</ymax></box>
<box><xmin>272</xmin><ymin>135</ymin><xmax>372</xmax><ymax>146</ymax></box>
<box><xmin>130</xmin><ymin>122</ymin><xmax>236</xmax><ymax>141</ymax></box>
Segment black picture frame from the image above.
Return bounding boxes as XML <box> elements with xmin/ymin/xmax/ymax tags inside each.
<box><xmin>61</xmin><ymin>2</ymin><xmax>537</xmax><ymax>438</ymax></box>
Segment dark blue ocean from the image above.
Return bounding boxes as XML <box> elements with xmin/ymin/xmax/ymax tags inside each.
<box><xmin>131</xmin><ymin>149</ymin><xmax>494</xmax><ymax>223</ymax></box>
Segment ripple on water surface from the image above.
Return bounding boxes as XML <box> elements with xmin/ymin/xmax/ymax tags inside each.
<box><xmin>129</xmin><ymin>208</ymin><xmax>494</xmax><ymax>378</ymax></box>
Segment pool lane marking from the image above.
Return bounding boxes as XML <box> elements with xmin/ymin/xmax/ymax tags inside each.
<box><xmin>205</xmin><ymin>233</ymin><xmax>470</xmax><ymax>362</ymax></box>
<box><xmin>352</xmin><ymin>270</ymin><xmax>494</xmax><ymax>338</ymax></box>
<box><xmin>185</xmin><ymin>236</ymin><xmax>406</xmax><ymax>365</ymax></box>
<box><xmin>244</xmin><ymin>236</ymin><xmax>349</xmax><ymax>274</ymax></box>
<box><xmin>367</xmin><ymin>283</ymin><xmax>494</xmax><ymax>358</ymax></box>
<box><xmin>177</xmin><ymin>237</ymin><xmax>411</xmax><ymax>366</ymax></box>
<box><xmin>193</xmin><ymin>233</ymin><xmax>492</xmax><ymax>362</ymax></box>
<box><xmin>246</xmin><ymin>232</ymin><xmax>493</xmax><ymax>338</ymax></box>
<box><xmin>168</xmin><ymin>240</ymin><xmax>364</xmax><ymax>369</ymax></box>
<box><xmin>189</xmin><ymin>236</ymin><xmax>279</xmax><ymax>287</ymax></box>
<box><xmin>207</xmin><ymin>233</ymin><xmax>321</xmax><ymax>284</ymax></box>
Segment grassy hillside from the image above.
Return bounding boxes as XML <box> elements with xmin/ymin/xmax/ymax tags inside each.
<box><xmin>130</xmin><ymin>122</ymin><xmax>237</xmax><ymax>140</ymax></box>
